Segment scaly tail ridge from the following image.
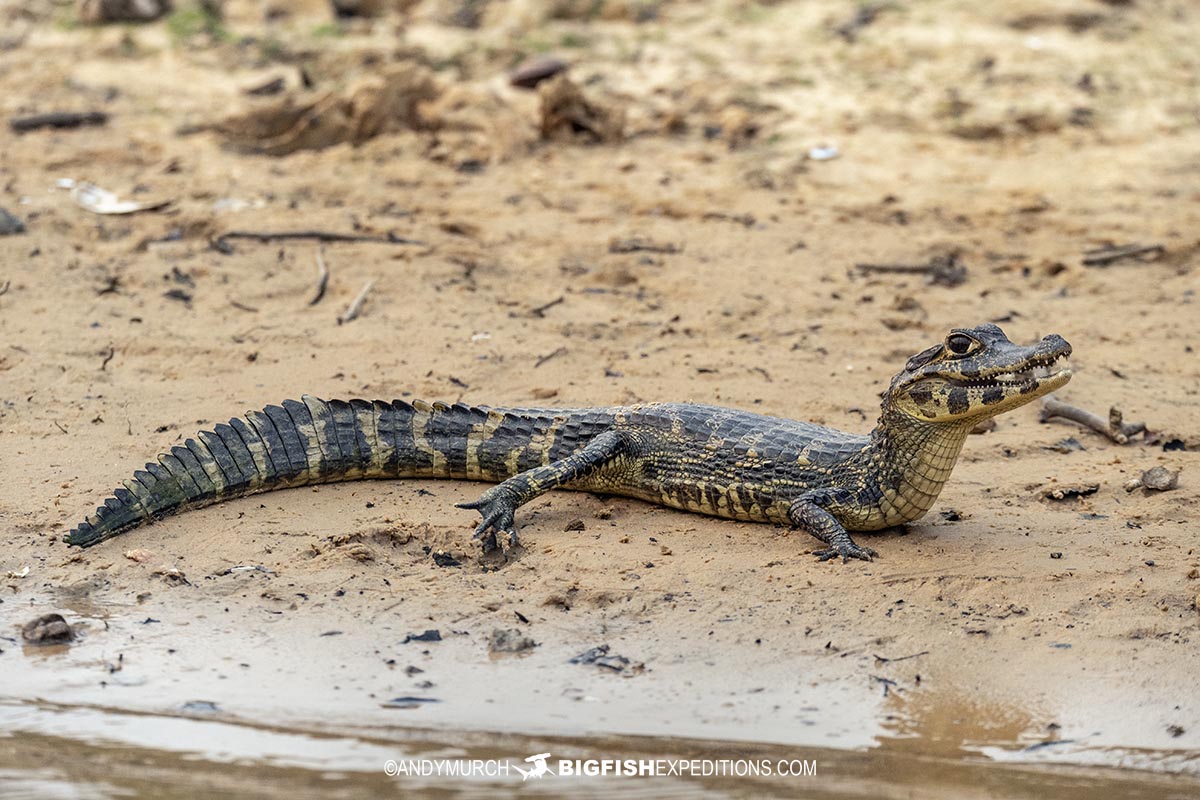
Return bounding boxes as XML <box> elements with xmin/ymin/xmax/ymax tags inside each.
<box><xmin>67</xmin><ymin>396</ymin><xmax>440</xmax><ymax>547</ymax></box>
<box><xmin>65</xmin><ymin>396</ymin><xmax>616</xmax><ymax>548</ymax></box>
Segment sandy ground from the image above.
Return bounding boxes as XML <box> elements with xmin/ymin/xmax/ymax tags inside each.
<box><xmin>2</xmin><ymin>0</ymin><xmax>1199</xmax><ymax>794</ymax></box>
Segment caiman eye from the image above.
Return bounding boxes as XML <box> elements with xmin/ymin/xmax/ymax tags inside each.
<box><xmin>946</xmin><ymin>333</ymin><xmax>977</xmax><ymax>356</ymax></box>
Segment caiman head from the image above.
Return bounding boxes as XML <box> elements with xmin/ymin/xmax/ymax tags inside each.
<box><xmin>886</xmin><ymin>323</ymin><xmax>1072</xmax><ymax>423</ymax></box>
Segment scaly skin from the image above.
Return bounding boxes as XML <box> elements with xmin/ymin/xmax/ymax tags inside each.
<box><xmin>65</xmin><ymin>324</ymin><xmax>1072</xmax><ymax>562</ymax></box>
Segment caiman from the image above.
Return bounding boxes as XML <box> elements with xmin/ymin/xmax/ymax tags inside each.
<box><xmin>66</xmin><ymin>324</ymin><xmax>1071</xmax><ymax>562</ymax></box>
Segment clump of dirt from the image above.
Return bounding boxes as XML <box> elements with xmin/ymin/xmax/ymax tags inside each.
<box><xmin>214</xmin><ymin>61</ymin><xmax>440</xmax><ymax>154</ymax></box>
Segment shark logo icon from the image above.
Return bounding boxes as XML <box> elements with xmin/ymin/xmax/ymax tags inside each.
<box><xmin>514</xmin><ymin>753</ymin><xmax>553</xmax><ymax>781</ymax></box>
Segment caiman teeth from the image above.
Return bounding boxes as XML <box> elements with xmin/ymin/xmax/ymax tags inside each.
<box><xmin>953</xmin><ymin>354</ymin><xmax>1071</xmax><ymax>388</ymax></box>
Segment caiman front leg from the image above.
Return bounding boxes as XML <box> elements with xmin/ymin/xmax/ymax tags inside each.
<box><xmin>457</xmin><ymin>429</ymin><xmax>629</xmax><ymax>551</ymax></box>
<box><xmin>789</xmin><ymin>491</ymin><xmax>878</xmax><ymax>563</ymax></box>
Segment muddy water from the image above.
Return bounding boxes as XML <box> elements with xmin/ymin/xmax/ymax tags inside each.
<box><xmin>2</xmin><ymin>699</ymin><xmax>1198</xmax><ymax>800</ymax></box>
<box><xmin>3</xmin><ymin>603</ymin><xmax>1197</xmax><ymax>799</ymax></box>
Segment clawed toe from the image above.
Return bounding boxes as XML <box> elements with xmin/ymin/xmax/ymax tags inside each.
<box><xmin>814</xmin><ymin>541</ymin><xmax>877</xmax><ymax>563</ymax></box>
<box><xmin>457</xmin><ymin>493</ymin><xmax>521</xmax><ymax>549</ymax></box>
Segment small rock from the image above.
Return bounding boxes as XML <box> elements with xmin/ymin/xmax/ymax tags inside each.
<box><xmin>151</xmin><ymin>566</ymin><xmax>190</xmax><ymax>587</ymax></box>
<box><xmin>381</xmin><ymin>696</ymin><xmax>441</xmax><ymax>709</ymax></box>
<box><xmin>1125</xmin><ymin>466</ymin><xmax>1179</xmax><ymax>492</ymax></box>
<box><xmin>488</xmin><ymin>628</ymin><xmax>538</xmax><ymax>654</ymax></box>
<box><xmin>1046</xmin><ymin>437</ymin><xmax>1085</xmax><ymax>453</ymax></box>
<box><xmin>970</xmin><ymin>418</ymin><xmax>997</xmax><ymax>435</ymax></box>
<box><xmin>22</xmin><ymin>613</ymin><xmax>75</xmax><ymax>645</ymax></box>
<box><xmin>563</xmin><ymin>519</ymin><xmax>586</xmax><ymax>532</ymax></box>
<box><xmin>510</xmin><ymin>56</ymin><xmax>569</xmax><ymax>89</ymax></box>
<box><xmin>78</xmin><ymin>0</ymin><xmax>171</xmax><ymax>25</ymax></box>
<box><xmin>1050</xmin><ymin>552</ymin><xmax>1063</xmax><ymax>559</ymax></box>
<box><xmin>568</xmin><ymin>643</ymin><xmax>644</xmax><ymax>676</ymax></box>
<box><xmin>179</xmin><ymin>700</ymin><xmax>221</xmax><ymax>714</ymax></box>
<box><xmin>124</xmin><ymin>548</ymin><xmax>153</xmax><ymax>563</ymax></box>
<box><xmin>432</xmin><ymin>550</ymin><xmax>461</xmax><ymax>568</ymax></box>
<box><xmin>0</xmin><ymin>208</ymin><xmax>25</xmax><ymax>236</ymax></box>
<box><xmin>402</xmin><ymin>629</ymin><xmax>442</xmax><ymax>644</ymax></box>
<box><xmin>1141</xmin><ymin>466</ymin><xmax>1180</xmax><ymax>492</ymax></box>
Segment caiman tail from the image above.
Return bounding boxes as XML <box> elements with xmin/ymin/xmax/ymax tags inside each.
<box><xmin>66</xmin><ymin>395</ymin><xmax>606</xmax><ymax>548</ymax></box>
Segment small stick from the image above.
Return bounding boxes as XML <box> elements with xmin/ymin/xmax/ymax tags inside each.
<box><xmin>874</xmin><ymin>650</ymin><xmax>930</xmax><ymax>664</ymax></box>
<box><xmin>310</xmin><ymin>248</ymin><xmax>330</xmax><ymax>306</ymax></box>
<box><xmin>212</xmin><ymin>230</ymin><xmax>424</xmax><ymax>251</ymax></box>
<box><xmin>0</xmin><ymin>279</ymin><xmax>10</xmax><ymax>297</ymax></box>
<box><xmin>228</xmin><ymin>299</ymin><xmax>259</xmax><ymax>313</ymax></box>
<box><xmin>856</xmin><ymin>254</ymin><xmax>967</xmax><ymax>287</ymax></box>
<box><xmin>10</xmin><ymin>111</ymin><xmax>108</xmax><ymax>133</ymax></box>
<box><xmin>337</xmin><ymin>280</ymin><xmax>375</xmax><ymax>325</ymax></box>
<box><xmin>534</xmin><ymin>346</ymin><xmax>567</xmax><ymax>368</ymax></box>
<box><xmin>608</xmin><ymin>238</ymin><xmax>681</xmax><ymax>254</ymax></box>
<box><xmin>100</xmin><ymin>347</ymin><xmax>115</xmax><ymax>371</ymax></box>
<box><xmin>528</xmin><ymin>295</ymin><xmax>564</xmax><ymax>318</ymax></box>
<box><xmin>1039</xmin><ymin>395</ymin><xmax>1145</xmax><ymax>444</ymax></box>
<box><xmin>1081</xmin><ymin>243</ymin><xmax>1165</xmax><ymax>267</ymax></box>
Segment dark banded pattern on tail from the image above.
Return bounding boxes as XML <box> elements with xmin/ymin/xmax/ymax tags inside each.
<box><xmin>66</xmin><ymin>395</ymin><xmax>614</xmax><ymax>548</ymax></box>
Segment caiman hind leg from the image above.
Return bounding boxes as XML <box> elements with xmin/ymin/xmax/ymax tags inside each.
<box><xmin>456</xmin><ymin>429</ymin><xmax>629</xmax><ymax>551</ymax></box>
<box><xmin>789</xmin><ymin>491</ymin><xmax>878</xmax><ymax>563</ymax></box>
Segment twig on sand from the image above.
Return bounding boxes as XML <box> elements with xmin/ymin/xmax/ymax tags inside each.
<box><xmin>310</xmin><ymin>248</ymin><xmax>331</xmax><ymax>306</ymax></box>
<box><xmin>855</xmin><ymin>253</ymin><xmax>967</xmax><ymax>288</ymax></box>
<box><xmin>1081</xmin><ymin>243</ymin><xmax>1164</xmax><ymax>267</ymax></box>
<box><xmin>211</xmin><ymin>230</ymin><xmax>424</xmax><ymax>253</ymax></box>
<box><xmin>1039</xmin><ymin>394</ymin><xmax>1146</xmax><ymax>444</ymax></box>
<box><xmin>337</xmin><ymin>280</ymin><xmax>375</xmax><ymax>325</ymax></box>
<box><xmin>10</xmin><ymin>110</ymin><xmax>108</xmax><ymax>133</ymax></box>
<box><xmin>535</xmin><ymin>346</ymin><xmax>567</xmax><ymax>368</ymax></box>
<box><xmin>528</xmin><ymin>295</ymin><xmax>564</xmax><ymax>318</ymax></box>
<box><xmin>608</xmin><ymin>237</ymin><xmax>681</xmax><ymax>255</ymax></box>
<box><xmin>874</xmin><ymin>650</ymin><xmax>930</xmax><ymax>664</ymax></box>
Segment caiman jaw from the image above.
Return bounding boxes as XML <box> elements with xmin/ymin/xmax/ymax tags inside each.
<box><xmin>888</xmin><ymin>324</ymin><xmax>1073</xmax><ymax>423</ymax></box>
<box><xmin>946</xmin><ymin>352</ymin><xmax>1073</xmax><ymax>391</ymax></box>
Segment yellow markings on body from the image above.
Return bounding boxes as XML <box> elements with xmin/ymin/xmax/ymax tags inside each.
<box><xmin>670</xmin><ymin>416</ymin><xmax>685</xmax><ymax>437</ymax></box>
<box><xmin>197</xmin><ymin>433</ymin><xmax>234</xmax><ymax>494</ymax></box>
<box><xmin>795</xmin><ymin>445</ymin><xmax>814</xmax><ymax>466</ymax></box>
<box><xmin>190</xmin><ymin>444</ymin><xmax>228</xmax><ymax>495</ymax></box>
<box><xmin>356</xmin><ymin>404</ymin><xmax>387</xmax><ymax>478</ymax></box>
<box><xmin>738</xmin><ymin>431</ymin><xmax>765</xmax><ymax>460</ymax></box>
<box><xmin>122</xmin><ymin>478</ymin><xmax>154</xmax><ymax>517</ymax></box>
<box><xmin>409</xmin><ymin>406</ymin><xmax>446</xmax><ymax>476</ymax></box>
<box><xmin>300</xmin><ymin>396</ymin><xmax>333</xmax><ymax>477</ymax></box>
<box><xmin>503</xmin><ymin>440</ymin><xmax>523</xmax><ymax>479</ymax></box>
<box><xmin>539</xmin><ymin>415</ymin><xmax>569</xmax><ymax>465</ymax></box>
<box><xmin>239</xmin><ymin>419</ymin><xmax>273</xmax><ymax>489</ymax></box>
<box><xmin>466</xmin><ymin>409</ymin><xmax>507</xmax><ymax>481</ymax></box>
